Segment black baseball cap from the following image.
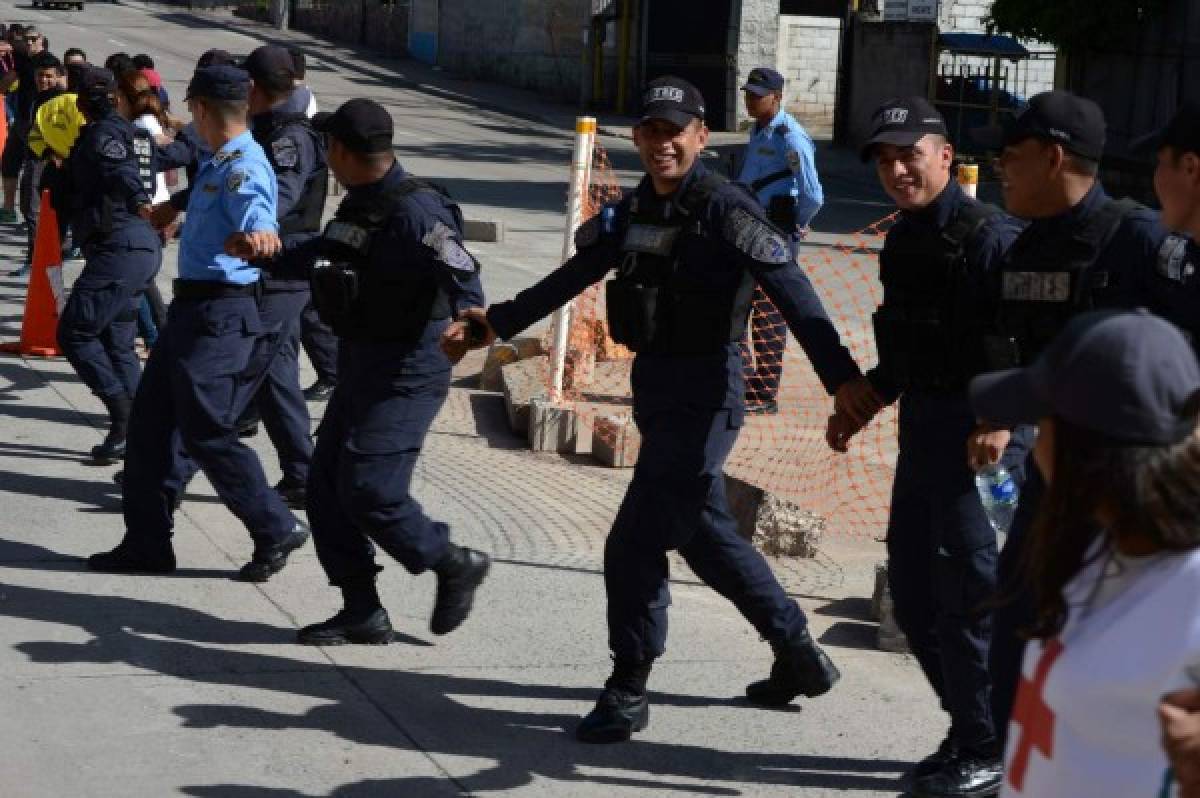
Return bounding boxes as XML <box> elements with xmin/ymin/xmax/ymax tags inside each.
<box><xmin>971</xmin><ymin>90</ymin><xmax>1106</xmax><ymax>161</ymax></box>
<box><xmin>859</xmin><ymin>96</ymin><xmax>949</xmax><ymax>162</ymax></box>
<box><xmin>196</xmin><ymin>49</ymin><xmax>234</xmax><ymax>69</ymax></box>
<box><xmin>243</xmin><ymin>45</ymin><xmax>296</xmax><ymax>85</ymax></box>
<box><xmin>742</xmin><ymin>67</ymin><xmax>784</xmax><ymax>96</ymax></box>
<box><xmin>185</xmin><ymin>65</ymin><xmax>251</xmax><ymax>102</ymax></box>
<box><xmin>639</xmin><ymin>76</ymin><xmax>706</xmax><ymax>129</ymax></box>
<box><xmin>314</xmin><ymin>98</ymin><xmax>393</xmax><ymax>153</ymax></box>
<box><xmin>970</xmin><ymin>309</ymin><xmax>1200</xmax><ymax>446</ymax></box>
<box><xmin>77</xmin><ymin>66</ymin><xmax>116</xmax><ymax>99</ymax></box>
<box><xmin>1132</xmin><ymin>104</ymin><xmax>1200</xmax><ymax>157</ymax></box>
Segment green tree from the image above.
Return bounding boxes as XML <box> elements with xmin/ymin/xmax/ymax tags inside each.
<box><xmin>986</xmin><ymin>0</ymin><xmax>1166</xmax><ymax>50</ymax></box>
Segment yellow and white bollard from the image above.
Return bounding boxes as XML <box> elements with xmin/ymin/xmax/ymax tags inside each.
<box><xmin>958</xmin><ymin>162</ymin><xmax>979</xmax><ymax>199</ymax></box>
<box><xmin>548</xmin><ymin>116</ymin><xmax>597</xmax><ymax>403</ymax></box>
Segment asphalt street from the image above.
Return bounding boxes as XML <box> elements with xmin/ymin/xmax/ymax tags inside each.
<box><xmin>0</xmin><ymin>3</ymin><xmax>941</xmax><ymax>796</ymax></box>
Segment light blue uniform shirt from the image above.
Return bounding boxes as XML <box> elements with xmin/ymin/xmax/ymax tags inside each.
<box><xmin>178</xmin><ymin>129</ymin><xmax>278</xmax><ymax>285</ymax></box>
<box><xmin>737</xmin><ymin>109</ymin><xmax>823</xmax><ymax>230</ymax></box>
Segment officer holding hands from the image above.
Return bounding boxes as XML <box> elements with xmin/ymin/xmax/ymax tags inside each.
<box><xmin>445</xmin><ymin>76</ymin><xmax>877</xmax><ymax>744</ymax></box>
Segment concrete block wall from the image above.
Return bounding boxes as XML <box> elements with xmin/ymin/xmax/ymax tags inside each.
<box><xmin>777</xmin><ymin>15</ymin><xmax>841</xmax><ymax>139</ymax></box>
<box><xmin>438</xmin><ymin>0</ymin><xmax>590</xmax><ymax>103</ymax></box>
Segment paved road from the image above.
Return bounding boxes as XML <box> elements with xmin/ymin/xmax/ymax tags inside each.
<box><xmin>0</xmin><ymin>3</ymin><xmax>942</xmax><ymax>796</ymax></box>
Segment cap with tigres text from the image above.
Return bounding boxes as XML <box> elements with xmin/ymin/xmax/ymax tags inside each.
<box><xmin>639</xmin><ymin>76</ymin><xmax>706</xmax><ymax>129</ymax></box>
<box><xmin>859</xmin><ymin>96</ymin><xmax>949</xmax><ymax>162</ymax></box>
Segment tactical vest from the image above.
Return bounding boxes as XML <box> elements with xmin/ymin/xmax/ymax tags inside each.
<box><xmin>605</xmin><ymin>173</ymin><xmax>756</xmax><ymax>355</ymax></box>
<box><xmin>311</xmin><ymin>177</ymin><xmax>461</xmax><ymax>343</ymax></box>
<box><xmin>254</xmin><ymin>112</ymin><xmax>329</xmax><ymax>237</ymax></box>
<box><xmin>872</xmin><ymin>202</ymin><xmax>1000</xmax><ymax>392</ymax></box>
<box><xmin>986</xmin><ymin>198</ymin><xmax>1138</xmax><ymax>369</ymax></box>
<box><xmin>132</xmin><ymin>128</ymin><xmax>155</xmax><ymax>195</ymax></box>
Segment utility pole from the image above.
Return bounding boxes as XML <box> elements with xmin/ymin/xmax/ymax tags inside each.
<box><xmin>271</xmin><ymin>0</ymin><xmax>289</xmax><ymax>30</ymax></box>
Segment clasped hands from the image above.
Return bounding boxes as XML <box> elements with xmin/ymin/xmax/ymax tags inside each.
<box><xmin>440</xmin><ymin>307</ymin><xmax>497</xmax><ymax>364</ymax></box>
<box><xmin>825</xmin><ymin>376</ymin><xmax>884</xmax><ymax>453</ymax></box>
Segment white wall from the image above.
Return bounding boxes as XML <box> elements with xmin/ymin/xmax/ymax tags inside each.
<box><xmin>775</xmin><ymin>14</ymin><xmax>842</xmax><ymax>139</ymax></box>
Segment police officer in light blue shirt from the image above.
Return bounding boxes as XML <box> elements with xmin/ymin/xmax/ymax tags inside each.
<box><xmin>89</xmin><ymin>64</ymin><xmax>309</xmax><ymax>582</ymax></box>
<box><xmin>737</xmin><ymin>67</ymin><xmax>824</xmax><ymax>413</ymax></box>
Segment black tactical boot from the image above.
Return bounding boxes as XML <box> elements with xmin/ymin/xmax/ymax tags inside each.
<box><xmin>745</xmin><ymin>629</ymin><xmax>841</xmax><ymax>706</ymax></box>
<box><xmin>274</xmin><ymin>477</ymin><xmax>307</xmax><ymax>510</ymax></box>
<box><xmin>90</xmin><ymin>395</ymin><xmax>132</xmax><ymax>464</ymax></box>
<box><xmin>576</xmin><ymin>659</ymin><xmax>653</xmax><ymax>744</ymax></box>
<box><xmin>236</xmin><ymin>521</ymin><xmax>310</xmax><ymax>582</ymax></box>
<box><xmin>87</xmin><ymin>540</ymin><xmax>176</xmax><ymax>574</ymax></box>
<box><xmin>429</xmin><ymin>544</ymin><xmax>490</xmax><ymax>635</ymax></box>
<box><xmin>912</xmin><ymin>734</ymin><xmax>959</xmax><ymax>780</ymax></box>
<box><xmin>298</xmin><ymin>579</ymin><xmax>392</xmax><ymax>645</ymax></box>
<box><xmin>912</xmin><ymin>750</ymin><xmax>1002</xmax><ymax>798</ymax></box>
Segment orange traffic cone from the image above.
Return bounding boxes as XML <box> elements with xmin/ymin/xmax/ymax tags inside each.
<box><xmin>0</xmin><ymin>190</ymin><xmax>64</xmax><ymax>357</ymax></box>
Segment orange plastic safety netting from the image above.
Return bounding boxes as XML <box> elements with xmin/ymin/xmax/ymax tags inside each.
<box><xmin>543</xmin><ymin>144</ymin><xmax>900</xmax><ymax>540</ymax></box>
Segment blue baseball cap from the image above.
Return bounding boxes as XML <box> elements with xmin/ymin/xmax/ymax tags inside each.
<box><xmin>742</xmin><ymin>67</ymin><xmax>784</xmax><ymax>96</ymax></box>
<box><xmin>970</xmin><ymin>309</ymin><xmax>1200</xmax><ymax>446</ymax></box>
<box><xmin>185</xmin><ymin>64</ymin><xmax>250</xmax><ymax>102</ymax></box>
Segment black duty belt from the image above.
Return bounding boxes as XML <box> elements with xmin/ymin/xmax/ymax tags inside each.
<box><xmin>172</xmin><ymin>279</ymin><xmax>262</xmax><ymax>300</ymax></box>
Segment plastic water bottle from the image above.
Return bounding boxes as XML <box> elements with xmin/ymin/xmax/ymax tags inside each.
<box><xmin>975</xmin><ymin>464</ymin><xmax>1019</xmax><ymax>535</ymax></box>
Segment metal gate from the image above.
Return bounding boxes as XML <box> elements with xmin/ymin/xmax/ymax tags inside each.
<box><xmin>644</xmin><ymin>0</ymin><xmax>737</xmax><ymax>131</ymax></box>
<box><xmin>931</xmin><ymin>33</ymin><xmax>1034</xmax><ymax>154</ymax></box>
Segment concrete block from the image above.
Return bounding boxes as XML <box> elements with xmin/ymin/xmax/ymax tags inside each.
<box><xmin>873</xmin><ymin>562</ymin><xmax>910</xmax><ymax>653</ymax></box>
<box><xmin>528</xmin><ymin>397</ymin><xmax>578</xmax><ymax>454</ymax></box>
<box><xmin>592</xmin><ymin>414</ymin><xmax>640</xmax><ymax>468</ymax></box>
<box><xmin>480</xmin><ymin>336</ymin><xmax>544</xmax><ymax>392</ymax></box>
<box><xmin>463</xmin><ymin>219</ymin><xmax>505</xmax><ymax>243</ymax></box>
<box><xmin>724</xmin><ymin>475</ymin><xmax>826</xmax><ymax>558</ymax></box>
<box><xmin>500</xmin><ymin>355</ymin><xmax>548</xmax><ymax>434</ymax></box>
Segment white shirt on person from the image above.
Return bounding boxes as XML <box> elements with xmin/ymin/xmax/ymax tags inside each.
<box><xmin>1000</xmin><ymin>544</ymin><xmax>1200</xmax><ymax>798</ymax></box>
<box><xmin>132</xmin><ymin>113</ymin><xmax>170</xmax><ymax>205</ymax></box>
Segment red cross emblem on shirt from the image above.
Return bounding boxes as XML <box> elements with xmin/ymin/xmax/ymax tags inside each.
<box><xmin>1007</xmin><ymin>638</ymin><xmax>1065</xmax><ymax>792</ymax></box>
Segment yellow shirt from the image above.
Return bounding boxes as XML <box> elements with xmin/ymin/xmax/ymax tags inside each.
<box><xmin>28</xmin><ymin>93</ymin><xmax>85</xmax><ymax>159</ymax></box>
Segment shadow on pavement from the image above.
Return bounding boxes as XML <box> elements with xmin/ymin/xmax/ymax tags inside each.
<box><xmin>0</xmin><ymin>545</ymin><xmax>910</xmax><ymax>795</ymax></box>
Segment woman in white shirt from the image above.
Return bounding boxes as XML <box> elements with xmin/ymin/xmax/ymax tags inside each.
<box><xmin>968</xmin><ymin>309</ymin><xmax>1200</xmax><ymax>798</ymax></box>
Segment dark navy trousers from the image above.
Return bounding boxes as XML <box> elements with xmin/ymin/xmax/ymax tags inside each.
<box><xmin>308</xmin><ymin>336</ymin><xmax>451</xmax><ymax>586</ymax></box>
<box><xmin>243</xmin><ymin>289</ymin><xmax>313</xmax><ymax>485</ymax></box>
<box><xmin>606</xmin><ymin>393</ymin><xmax>806</xmax><ymax>664</ymax></box>
<box><xmin>300</xmin><ymin>299</ymin><xmax>338</xmax><ymax>384</ymax></box>
<box><xmin>58</xmin><ymin>230</ymin><xmax>161</xmax><ymax>402</ymax></box>
<box><xmin>121</xmin><ymin>293</ymin><xmax>297</xmax><ymax>551</ymax></box>
<box><xmin>886</xmin><ymin>391</ymin><xmax>1031</xmax><ymax>752</ymax></box>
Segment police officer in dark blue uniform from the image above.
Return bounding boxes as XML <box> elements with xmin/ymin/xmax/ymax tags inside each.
<box><xmin>840</xmin><ymin>97</ymin><xmax>1030</xmax><ymax>798</ymax></box>
<box><xmin>277</xmin><ymin>99</ymin><xmax>491</xmax><ymax>644</ymax></box>
<box><xmin>970</xmin><ymin>91</ymin><xmax>1179</xmax><ymax>751</ymax></box>
<box><xmin>448</xmin><ymin>77</ymin><xmax>872</xmax><ymax>744</ymax></box>
<box><xmin>57</xmin><ymin>66</ymin><xmax>162</xmax><ymax>465</ymax></box>
<box><xmin>87</xmin><ymin>65</ymin><xmax>309</xmax><ymax>581</ymax></box>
